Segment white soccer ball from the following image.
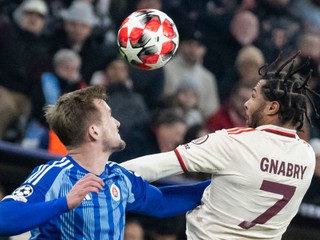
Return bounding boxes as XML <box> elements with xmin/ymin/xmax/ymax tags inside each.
<box><xmin>117</xmin><ymin>9</ymin><xmax>179</xmax><ymax>70</ymax></box>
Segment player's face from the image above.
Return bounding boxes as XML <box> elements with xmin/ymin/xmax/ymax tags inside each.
<box><xmin>94</xmin><ymin>99</ymin><xmax>126</xmax><ymax>152</ymax></box>
<box><xmin>244</xmin><ymin>80</ymin><xmax>268</xmax><ymax>128</ymax></box>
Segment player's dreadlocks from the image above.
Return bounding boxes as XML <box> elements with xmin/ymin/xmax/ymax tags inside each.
<box><xmin>258</xmin><ymin>51</ymin><xmax>320</xmax><ymax>132</ymax></box>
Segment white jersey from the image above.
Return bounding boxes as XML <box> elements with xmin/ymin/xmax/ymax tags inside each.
<box><xmin>121</xmin><ymin>125</ymin><xmax>315</xmax><ymax>239</ymax></box>
<box><xmin>177</xmin><ymin>125</ymin><xmax>315</xmax><ymax>240</ymax></box>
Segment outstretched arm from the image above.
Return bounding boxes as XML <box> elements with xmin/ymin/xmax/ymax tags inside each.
<box><xmin>120</xmin><ymin>151</ymin><xmax>184</xmax><ymax>182</ymax></box>
<box><xmin>127</xmin><ymin>180</ymin><xmax>210</xmax><ymax>217</ymax></box>
<box><xmin>0</xmin><ymin>173</ymin><xmax>104</xmax><ymax>236</ymax></box>
<box><xmin>0</xmin><ymin>197</ymin><xmax>68</xmax><ymax>236</ymax></box>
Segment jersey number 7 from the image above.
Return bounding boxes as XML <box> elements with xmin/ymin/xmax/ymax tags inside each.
<box><xmin>239</xmin><ymin>180</ymin><xmax>296</xmax><ymax>229</ymax></box>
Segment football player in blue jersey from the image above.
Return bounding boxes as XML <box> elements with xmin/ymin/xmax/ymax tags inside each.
<box><xmin>0</xmin><ymin>86</ymin><xmax>209</xmax><ymax>239</ymax></box>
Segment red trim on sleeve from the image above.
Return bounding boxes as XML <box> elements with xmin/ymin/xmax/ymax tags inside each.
<box><xmin>227</xmin><ymin>127</ymin><xmax>255</xmax><ymax>135</ymax></box>
<box><xmin>174</xmin><ymin>149</ymin><xmax>188</xmax><ymax>173</ymax></box>
<box><xmin>261</xmin><ymin>129</ymin><xmax>296</xmax><ymax>138</ymax></box>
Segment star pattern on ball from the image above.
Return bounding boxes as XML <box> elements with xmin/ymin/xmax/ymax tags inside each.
<box><xmin>144</xmin><ymin>24</ymin><xmax>171</xmax><ymax>49</ymax></box>
<box><xmin>120</xmin><ymin>40</ymin><xmax>143</xmax><ymax>63</ymax></box>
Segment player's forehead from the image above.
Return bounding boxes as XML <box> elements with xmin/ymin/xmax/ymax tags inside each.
<box><xmin>93</xmin><ymin>98</ymin><xmax>111</xmax><ymax>114</ymax></box>
<box><xmin>253</xmin><ymin>79</ymin><xmax>267</xmax><ymax>94</ymax></box>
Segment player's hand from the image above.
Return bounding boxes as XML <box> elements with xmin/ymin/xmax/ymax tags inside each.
<box><xmin>66</xmin><ymin>173</ymin><xmax>104</xmax><ymax>209</ymax></box>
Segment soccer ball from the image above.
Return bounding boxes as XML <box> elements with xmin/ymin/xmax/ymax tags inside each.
<box><xmin>117</xmin><ymin>9</ymin><xmax>179</xmax><ymax>70</ymax></box>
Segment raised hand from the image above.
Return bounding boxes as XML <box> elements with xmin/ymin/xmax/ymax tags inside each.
<box><xmin>66</xmin><ymin>173</ymin><xmax>104</xmax><ymax>209</ymax></box>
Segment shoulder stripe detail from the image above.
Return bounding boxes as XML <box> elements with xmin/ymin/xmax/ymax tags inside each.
<box><xmin>227</xmin><ymin>128</ymin><xmax>255</xmax><ymax>135</ymax></box>
<box><xmin>174</xmin><ymin>149</ymin><xmax>188</xmax><ymax>173</ymax></box>
<box><xmin>32</xmin><ymin>160</ymin><xmax>72</xmax><ymax>185</ymax></box>
<box><xmin>261</xmin><ymin>128</ymin><xmax>296</xmax><ymax>138</ymax></box>
<box><xmin>108</xmin><ymin>162</ymin><xmax>116</xmax><ymax>167</ymax></box>
<box><xmin>26</xmin><ymin>157</ymin><xmax>68</xmax><ymax>184</ymax></box>
<box><xmin>27</xmin><ymin>157</ymin><xmax>73</xmax><ymax>185</ymax></box>
<box><xmin>24</xmin><ymin>164</ymin><xmax>49</xmax><ymax>184</ymax></box>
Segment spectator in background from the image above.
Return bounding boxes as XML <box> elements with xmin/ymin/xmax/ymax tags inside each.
<box><xmin>297</xmin><ymin>32</ymin><xmax>320</xmax><ymax>71</ymax></box>
<box><xmin>206</xmin><ymin>83</ymin><xmax>252</xmax><ymax>132</ymax></box>
<box><xmin>90</xmin><ymin>57</ymin><xmax>150</xmax><ymax>135</ymax></box>
<box><xmin>220</xmin><ymin>45</ymin><xmax>265</xmax><ymax>102</ymax></box>
<box><xmin>255</xmin><ymin>0</ymin><xmax>302</xmax><ymax>63</ymax></box>
<box><xmin>0</xmin><ymin>0</ymin><xmax>50</xmax><ymax>142</ymax></box>
<box><xmin>204</xmin><ymin>10</ymin><xmax>260</xmax><ymax>83</ymax></box>
<box><xmin>124</xmin><ymin>218</ymin><xmax>145</xmax><ymax>240</ymax></box>
<box><xmin>290</xmin><ymin>0</ymin><xmax>320</xmax><ymax>33</ymax></box>
<box><xmin>161</xmin><ymin>77</ymin><xmax>204</xmax><ymax>128</ymax></box>
<box><xmin>164</xmin><ymin>29</ymin><xmax>220</xmax><ymax>119</ymax></box>
<box><xmin>22</xmin><ymin>49</ymin><xmax>86</xmax><ymax>152</ymax></box>
<box><xmin>48</xmin><ymin>0</ymin><xmax>117</xmax><ymax>84</ymax></box>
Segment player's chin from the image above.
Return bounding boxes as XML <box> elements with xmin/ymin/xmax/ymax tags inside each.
<box><xmin>114</xmin><ymin>140</ymin><xmax>126</xmax><ymax>152</ymax></box>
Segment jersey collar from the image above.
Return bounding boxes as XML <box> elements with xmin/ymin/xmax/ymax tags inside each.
<box><xmin>256</xmin><ymin>125</ymin><xmax>298</xmax><ymax>138</ymax></box>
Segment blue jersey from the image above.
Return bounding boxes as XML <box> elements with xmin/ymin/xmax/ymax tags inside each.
<box><xmin>0</xmin><ymin>156</ymin><xmax>209</xmax><ymax>239</ymax></box>
<box><xmin>17</xmin><ymin>156</ymin><xmax>150</xmax><ymax>239</ymax></box>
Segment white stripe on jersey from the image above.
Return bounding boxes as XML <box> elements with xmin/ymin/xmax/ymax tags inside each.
<box><xmin>108</xmin><ymin>162</ymin><xmax>116</xmax><ymax>167</ymax></box>
<box><xmin>25</xmin><ymin>164</ymin><xmax>49</xmax><ymax>184</ymax></box>
<box><xmin>27</xmin><ymin>157</ymin><xmax>73</xmax><ymax>185</ymax></box>
<box><xmin>26</xmin><ymin>157</ymin><xmax>68</xmax><ymax>184</ymax></box>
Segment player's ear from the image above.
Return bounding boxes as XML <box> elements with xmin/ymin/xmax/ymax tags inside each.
<box><xmin>88</xmin><ymin>125</ymin><xmax>99</xmax><ymax>141</ymax></box>
<box><xmin>267</xmin><ymin>101</ymin><xmax>280</xmax><ymax>115</ymax></box>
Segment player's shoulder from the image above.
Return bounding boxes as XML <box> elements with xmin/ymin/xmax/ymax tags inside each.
<box><xmin>38</xmin><ymin>156</ymin><xmax>74</xmax><ymax>173</ymax></box>
<box><xmin>107</xmin><ymin>161</ymin><xmax>144</xmax><ymax>192</ymax></box>
<box><xmin>24</xmin><ymin>156</ymin><xmax>74</xmax><ymax>186</ymax></box>
<box><xmin>225</xmin><ymin>127</ymin><xmax>256</xmax><ymax>135</ymax></box>
<box><xmin>107</xmin><ymin>161</ymin><xmax>141</xmax><ymax>180</ymax></box>
<box><xmin>107</xmin><ymin>161</ymin><xmax>131</xmax><ymax>176</ymax></box>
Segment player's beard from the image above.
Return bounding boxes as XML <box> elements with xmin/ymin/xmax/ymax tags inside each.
<box><xmin>102</xmin><ymin>138</ymin><xmax>126</xmax><ymax>153</ymax></box>
<box><xmin>248</xmin><ymin>103</ymin><xmax>265</xmax><ymax>128</ymax></box>
<box><xmin>112</xmin><ymin>139</ymin><xmax>126</xmax><ymax>152</ymax></box>
<box><xmin>116</xmin><ymin>140</ymin><xmax>126</xmax><ymax>152</ymax></box>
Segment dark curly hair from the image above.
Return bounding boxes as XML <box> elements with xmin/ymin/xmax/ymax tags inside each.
<box><xmin>258</xmin><ymin>51</ymin><xmax>320</xmax><ymax>131</ymax></box>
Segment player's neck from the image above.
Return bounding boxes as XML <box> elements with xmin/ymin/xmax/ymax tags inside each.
<box><xmin>259</xmin><ymin>117</ymin><xmax>296</xmax><ymax>130</ymax></box>
<box><xmin>68</xmin><ymin>146</ymin><xmax>110</xmax><ymax>175</ymax></box>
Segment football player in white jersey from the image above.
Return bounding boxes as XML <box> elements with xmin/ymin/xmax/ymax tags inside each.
<box><xmin>121</xmin><ymin>52</ymin><xmax>320</xmax><ymax>239</ymax></box>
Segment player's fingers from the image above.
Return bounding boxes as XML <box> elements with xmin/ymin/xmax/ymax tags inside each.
<box><xmin>80</xmin><ymin>180</ymin><xmax>104</xmax><ymax>194</ymax></box>
<box><xmin>67</xmin><ymin>173</ymin><xmax>106</xmax><ymax>209</ymax></box>
<box><xmin>78</xmin><ymin>173</ymin><xmax>105</xmax><ymax>190</ymax></box>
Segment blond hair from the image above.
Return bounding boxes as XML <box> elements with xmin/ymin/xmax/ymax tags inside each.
<box><xmin>44</xmin><ymin>86</ymin><xmax>107</xmax><ymax>147</ymax></box>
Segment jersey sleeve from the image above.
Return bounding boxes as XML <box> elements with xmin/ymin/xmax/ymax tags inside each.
<box><xmin>119</xmin><ymin>164</ymin><xmax>209</xmax><ymax>217</ymax></box>
<box><xmin>175</xmin><ymin>130</ymin><xmax>233</xmax><ymax>173</ymax></box>
<box><xmin>0</xmin><ymin>158</ymin><xmax>72</xmax><ymax>236</ymax></box>
<box><xmin>120</xmin><ymin>151</ymin><xmax>183</xmax><ymax>182</ymax></box>
<box><xmin>0</xmin><ymin>197</ymin><xmax>68</xmax><ymax>236</ymax></box>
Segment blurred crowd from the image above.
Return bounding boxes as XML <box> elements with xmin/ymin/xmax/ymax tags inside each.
<box><xmin>0</xmin><ymin>0</ymin><xmax>320</xmax><ymax>239</ymax></box>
